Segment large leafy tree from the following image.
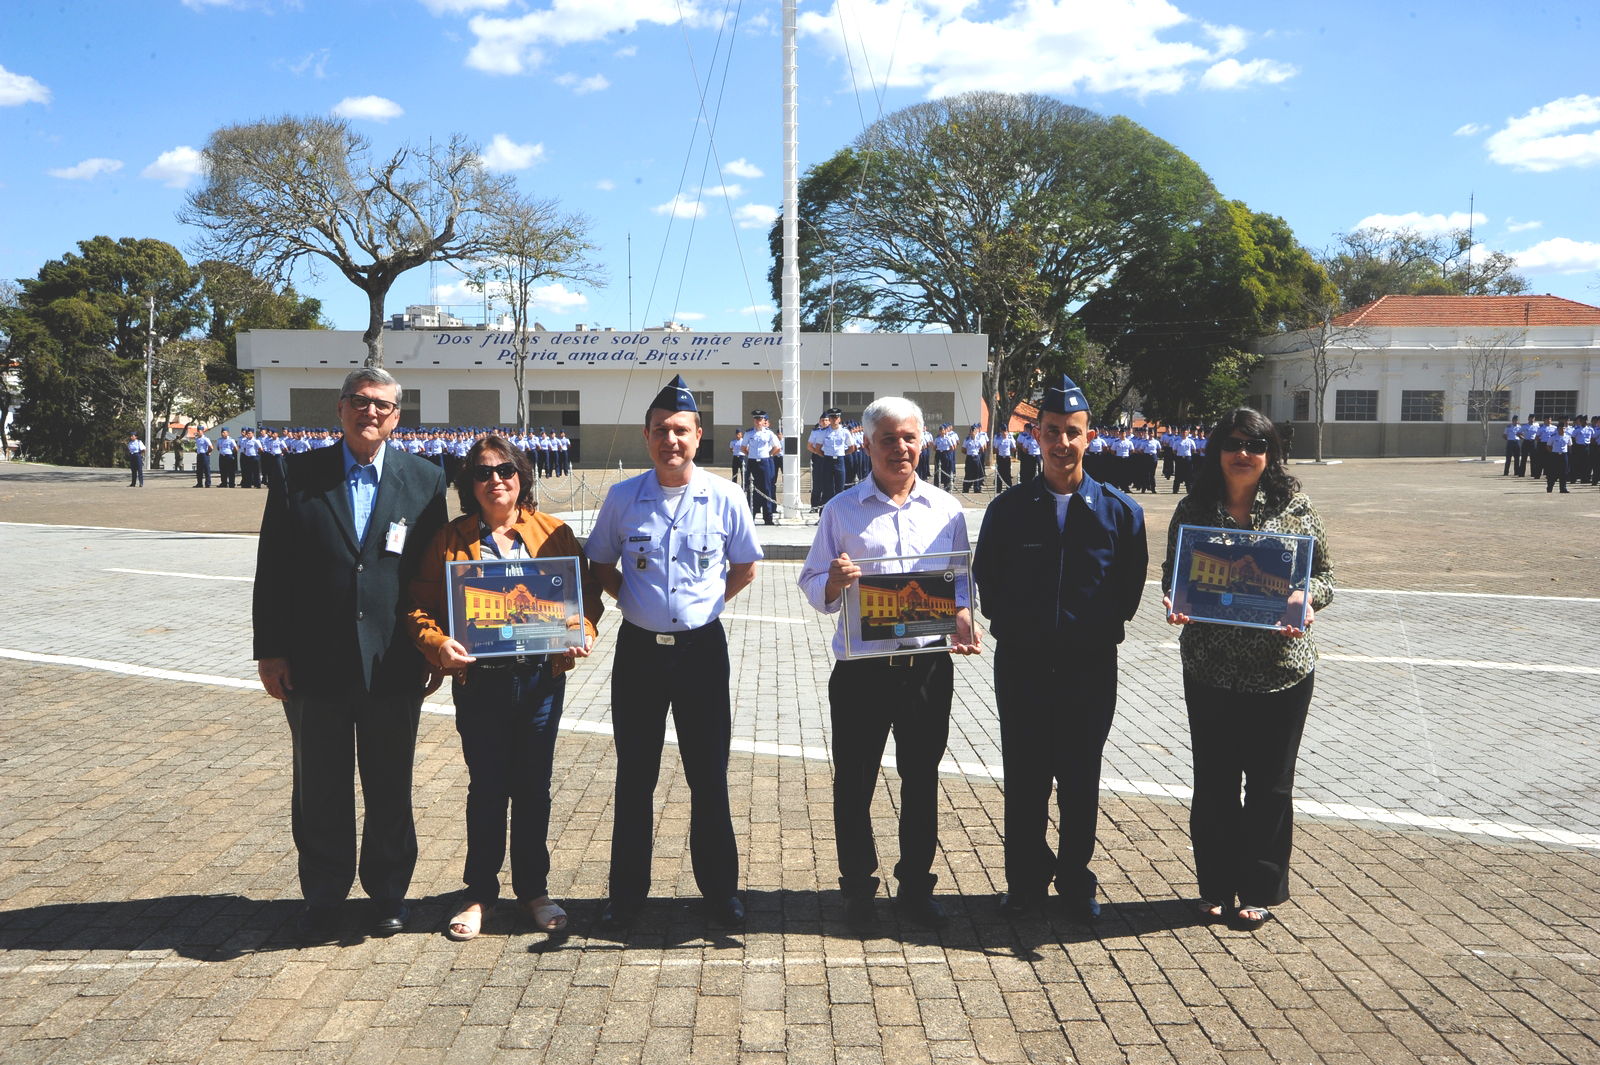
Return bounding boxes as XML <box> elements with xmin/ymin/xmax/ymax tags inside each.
<box><xmin>197</xmin><ymin>260</ymin><xmax>328</xmax><ymax>422</ymax></box>
<box><xmin>768</xmin><ymin>92</ymin><xmax>1218</xmax><ymax>429</ymax></box>
<box><xmin>181</xmin><ymin>115</ymin><xmax>516</xmax><ymax>367</ymax></box>
<box><xmin>1077</xmin><ymin>201</ymin><xmax>1328</xmax><ymax>422</ymax></box>
<box><xmin>1324</xmin><ymin>226</ymin><xmax>1528</xmax><ymax>308</ymax></box>
<box><xmin>7</xmin><ymin>237</ymin><xmax>202</xmax><ymax>466</ymax></box>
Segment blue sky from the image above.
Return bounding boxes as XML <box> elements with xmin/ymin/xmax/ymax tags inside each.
<box><xmin>2</xmin><ymin>0</ymin><xmax>1597</xmax><ymax>334</ymax></box>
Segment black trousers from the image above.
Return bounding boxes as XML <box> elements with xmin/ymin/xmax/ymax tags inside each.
<box><xmin>994</xmin><ymin>642</ymin><xmax>1118</xmax><ymax>900</ymax></box>
<box><xmin>995</xmin><ymin>455</ymin><xmax>1013</xmax><ymax>490</ymax></box>
<box><xmin>609</xmin><ymin>619</ymin><xmax>738</xmax><ymax>903</ymax></box>
<box><xmin>452</xmin><ymin>663</ymin><xmax>565</xmax><ymax>905</ymax></box>
<box><xmin>1546</xmin><ymin>452</ymin><xmax>1569</xmax><ymax>492</ymax></box>
<box><xmin>219</xmin><ymin>453</ymin><xmax>237</xmax><ymax>487</ymax></box>
<box><xmin>1172</xmin><ymin>456</ymin><xmax>1193</xmax><ymax>494</ymax></box>
<box><xmin>828</xmin><ymin>653</ymin><xmax>953</xmax><ymax>899</ymax></box>
<box><xmin>240</xmin><ymin>454</ymin><xmax>261</xmax><ymax>488</ymax></box>
<box><xmin>962</xmin><ymin>454</ymin><xmax>983</xmax><ymax>492</ymax></box>
<box><xmin>747</xmin><ymin>459</ymin><xmax>775</xmax><ymax>521</ymax></box>
<box><xmin>731</xmin><ymin>456</ymin><xmax>745</xmax><ymax>488</ymax></box>
<box><xmin>128</xmin><ymin>453</ymin><xmax>143</xmax><ymax>486</ymax></box>
<box><xmin>1520</xmin><ymin>438</ymin><xmax>1534</xmax><ymax>477</ymax></box>
<box><xmin>1019</xmin><ymin>453</ymin><xmax>1038</xmax><ymax>483</ymax></box>
<box><xmin>283</xmin><ymin>690</ymin><xmax>422</xmax><ymax>907</ymax></box>
<box><xmin>1184</xmin><ymin>671</ymin><xmax>1314</xmax><ymax>908</ymax></box>
<box><xmin>1571</xmin><ymin>444</ymin><xmax>1591</xmax><ymax>485</ymax></box>
<box><xmin>1504</xmin><ymin>440</ymin><xmax>1519</xmax><ymax>475</ymax></box>
<box><xmin>194</xmin><ymin>453</ymin><xmax>212</xmax><ymax>487</ymax></box>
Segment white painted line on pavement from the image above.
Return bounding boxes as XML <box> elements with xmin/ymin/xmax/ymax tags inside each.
<box><xmin>0</xmin><ymin>521</ymin><xmax>256</xmax><ymax>539</ymax></box>
<box><xmin>721</xmin><ymin>613</ymin><xmax>805</xmax><ymax>625</ymax></box>
<box><xmin>107</xmin><ymin>568</ymin><xmax>254</xmax><ymax>583</ymax></box>
<box><xmin>1319</xmin><ymin>652</ymin><xmax>1600</xmax><ymax>676</ymax></box>
<box><xmin>6</xmin><ymin>646</ymin><xmax>1597</xmax><ymax>851</ymax></box>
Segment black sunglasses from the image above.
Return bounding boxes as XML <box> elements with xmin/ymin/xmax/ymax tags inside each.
<box><xmin>341</xmin><ymin>393</ymin><xmax>399</xmax><ymax>415</ymax></box>
<box><xmin>472</xmin><ymin>462</ymin><xmax>519</xmax><ymax>482</ymax></box>
<box><xmin>1219</xmin><ymin>437</ymin><xmax>1269</xmax><ymax>454</ymax></box>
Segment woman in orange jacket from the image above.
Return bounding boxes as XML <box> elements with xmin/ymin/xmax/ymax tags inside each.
<box><xmin>407</xmin><ymin>434</ymin><xmax>604</xmax><ymax>940</ymax></box>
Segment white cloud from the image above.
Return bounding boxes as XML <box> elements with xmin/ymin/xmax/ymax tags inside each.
<box><xmin>1485</xmin><ymin>95</ymin><xmax>1600</xmax><ymax>172</ymax></box>
<box><xmin>1453</xmin><ymin>122</ymin><xmax>1486</xmax><ymax>137</ymax></box>
<box><xmin>1504</xmin><ymin>218</ymin><xmax>1542</xmax><ymax>234</ymax></box>
<box><xmin>419</xmin><ymin>0</ymin><xmax>514</xmax><ymax>12</ymax></box>
<box><xmin>797</xmin><ymin>0</ymin><xmax>1291</xmax><ymax>99</ymax></box>
<box><xmin>723</xmin><ymin>157</ymin><xmax>763</xmax><ymax>179</ymax></box>
<box><xmin>331</xmin><ymin>95</ymin><xmax>404</xmax><ymax>122</ymax></box>
<box><xmin>466</xmin><ymin>0</ymin><xmax>705</xmax><ymax>74</ymax></box>
<box><xmin>0</xmin><ymin>64</ymin><xmax>51</xmax><ymax>106</ymax></box>
<box><xmin>653</xmin><ymin>194</ymin><xmax>707</xmax><ymax>219</ymax></box>
<box><xmin>1199</xmin><ymin>57</ymin><xmax>1296</xmax><ymax>90</ymax></box>
<box><xmin>1353</xmin><ymin>211</ymin><xmax>1486</xmax><ymax>235</ymax></box>
<box><xmin>734</xmin><ymin>203</ymin><xmax>779</xmax><ymax>229</ymax></box>
<box><xmin>673</xmin><ymin>311</ymin><xmax>707</xmax><ymax>321</ymax></box>
<box><xmin>141</xmin><ymin>146</ymin><xmax>203</xmax><ymax>188</ymax></box>
<box><xmin>530</xmin><ymin>283</ymin><xmax>588</xmax><ymax>311</ymax></box>
<box><xmin>553</xmin><ymin>72</ymin><xmax>610</xmax><ymax>94</ymax></box>
<box><xmin>1513</xmin><ymin>237</ymin><xmax>1600</xmax><ymax>274</ymax></box>
<box><xmin>596</xmin><ymin>178</ymin><xmax>616</xmax><ymax>191</ymax></box>
<box><xmin>288</xmin><ymin>49</ymin><xmax>332</xmax><ymax>77</ymax></box>
<box><xmin>740</xmin><ymin>304</ymin><xmax>775</xmax><ymax>315</ymax></box>
<box><xmin>48</xmin><ymin>158</ymin><xmax>123</xmax><ymax>180</ymax></box>
<box><xmin>701</xmin><ymin>183</ymin><xmax>743</xmax><ymax>199</ymax></box>
<box><xmin>480</xmin><ymin>133</ymin><xmax>546</xmax><ymax>170</ymax></box>
<box><xmin>614</xmin><ymin>45</ymin><xmax>637</xmax><ymax>57</ymax></box>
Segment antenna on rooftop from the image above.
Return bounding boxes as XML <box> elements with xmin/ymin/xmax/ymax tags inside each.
<box><xmin>1465</xmin><ymin>191</ymin><xmax>1474</xmax><ymax>288</ymax></box>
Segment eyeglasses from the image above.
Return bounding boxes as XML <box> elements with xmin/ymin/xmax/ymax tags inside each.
<box><xmin>341</xmin><ymin>393</ymin><xmax>399</xmax><ymax>415</ymax></box>
<box><xmin>472</xmin><ymin>462</ymin><xmax>518</xmax><ymax>482</ymax></box>
<box><xmin>1219</xmin><ymin>437</ymin><xmax>1269</xmax><ymax>454</ymax></box>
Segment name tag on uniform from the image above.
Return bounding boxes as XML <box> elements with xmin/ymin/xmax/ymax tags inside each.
<box><xmin>656</xmin><ymin>633</ymin><xmax>675</xmax><ymax>645</ymax></box>
<box><xmin>385</xmin><ymin>520</ymin><xmax>408</xmax><ymax>554</ymax></box>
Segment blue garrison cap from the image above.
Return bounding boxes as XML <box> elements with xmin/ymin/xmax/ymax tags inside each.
<box><xmin>1040</xmin><ymin>373</ymin><xmax>1089</xmax><ymax>415</ymax></box>
<box><xmin>647</xmin><ymin>374</ymin><xmax>697</xmax><ymax>415</ymax></box>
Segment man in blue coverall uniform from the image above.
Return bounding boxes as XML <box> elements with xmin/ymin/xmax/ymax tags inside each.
<box><xmin>973</xmin><ymin>373</ymin><xmax>1148</xmax><ymax>922</ymax></box>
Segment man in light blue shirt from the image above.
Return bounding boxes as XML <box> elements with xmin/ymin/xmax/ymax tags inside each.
<box><xmin>344</xmin><ymin>435</ymin><xmax>384</xmax><ymax>542</ymax></box>
<box><xmin>586</xmin><ymin>375</ymin><xmax>763</xmax><ymax>932</ymax></box>
<box><xmin>192</xmin><ymin>428</ymin><xmax>214</xmax><ymax>488</ymax></box>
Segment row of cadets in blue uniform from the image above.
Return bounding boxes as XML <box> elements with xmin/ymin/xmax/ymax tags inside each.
<box><xmin>741</xmin><ymin>410</ymin><xmax>782</xmax><ymax>525</ymax></box>
<box><xmin>808</xmin><ymin>406</ymin><xmax>856</xmax><ymax>506</ymax></box>
<box><xmin>916</xmin><ymin>425</ymin><xmax>934</xmax><ymax>481</ymax></box>
<box><xmin>961</xmin><ymin>423</ymin><xmax>989</xmax><ymax>492</ymax></box>
<box><xmin>931</xmin><ymin>423</ymin><xmax>958</xmax><ymax>490</ymax></box>
<box><xmin>973</xmin><ymin>374</ymin><xmax>1148</xmax><ymax>921</ymax></box>
<box><xmin>729</xmin><ymin>428</ymin><xmax>747</xmax><ymax>488</ymax></box>
<box><xmin>1507</xmin><ymin>415</ymin><xmax>1598</xmax><ymax>490</ymax></box>
<box><xmin>1017</xmin><ymin>423</ymin><xmax>1042</xmax><ymax>483</ymax></box>
<box><xmin>585</xmin><ymin>375</ymin><xmax>764</xmax><ymax>931</ymax></box>
<box><xmin>798</xmin><ymin>395</ymin><xmax>982</xmax><ymax>933</ymax></box>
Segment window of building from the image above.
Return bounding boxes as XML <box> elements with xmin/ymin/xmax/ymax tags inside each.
<box><xmin>1293</xmin><ymin>391</ymin><xmax>1310</xmax><ymax>421</ymax></box>
<box><xmin>1466</xmin><ymin>389</ymin><xmax>1510</xmax><ymax>422</ymax></box>
<box><xmin>1334</xmin><ymin>389</ymin><xmax>1378</xmax><ymax>421</ymax></box>
<box><xmin>1246</xmin><ymin>394</ymin><xmax>1272</xmax><ymax>418</ymax></box>
<box><xmin>1399</xmin><ymin>390</ymin><xmax>1444</xmax><ymax>422</ymax></box>
<box><xmin>1533</xmin><ymin>390</ymin><xmax>1578</xmax><ymax>419</ymax></box>
<box><xmin>529</xmin><ymin>390</ymin><xmax>579</xmax><ymax>406</ymax></box>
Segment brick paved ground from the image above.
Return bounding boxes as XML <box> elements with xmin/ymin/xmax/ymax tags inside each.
<box><xmin>2</xmin><ymin>459</ymin><xmax>1599</xmax><ymax>1064</ymax></box>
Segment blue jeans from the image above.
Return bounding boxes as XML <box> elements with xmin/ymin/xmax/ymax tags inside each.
<box><xmin>452</xmin><ymin>662</ymin><xmax>566</xmax><ymax>905</ymax></box>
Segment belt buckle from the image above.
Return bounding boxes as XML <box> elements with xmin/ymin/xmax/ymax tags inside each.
<box><xmin>656</xmin><ymin>633</ymin><xmax>675</xmax><ymax>646</ymax></box>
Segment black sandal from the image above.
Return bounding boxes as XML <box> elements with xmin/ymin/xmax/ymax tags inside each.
<box><xmin>1192</xmin><ymin>899</ymin><xmax>1229</xmax><ymax>924</ymax></box>
<box><xmin>1234</xmin><ymin>904</ymin><xmax>1274</xmax><ymax>929</ymax></box>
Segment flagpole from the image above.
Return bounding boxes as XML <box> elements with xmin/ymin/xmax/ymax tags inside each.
<box><xmin>780</xmin><ymin>0</ymin><xmax>801</xmax><ymax>519</ymax></box>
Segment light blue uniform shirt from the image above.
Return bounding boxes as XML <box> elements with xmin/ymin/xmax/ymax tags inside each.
<box><xmin>342</xmin><ymin>440</ymin><xmax>385</xmax><ymax>544</ymax></box>
<box><xmin>818</xmin><ymin>426</ymin><xmax>853</xmax><ymax>457</ymax></box>
<box><xmin>586</xmin><ymin>466</ymin><xmax>764</xmax><ymax>632</ymax></box>
<box><xmin>743</xmin><ymin>427</ymin><xmax>780</xmax><ymax>459</ymax></box>
<box><xmin>194</xmin><ymin>434</ymin><xmax>212</xmax><ymax>454</ymax></box>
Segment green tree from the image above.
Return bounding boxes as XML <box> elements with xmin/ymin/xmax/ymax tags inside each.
<box><xmin>181</xmin><ymin>115</ymin><xmax>517</xmax><ymax>367</ymax></box>
<box><xmin>768</xmin><ymin>92</ymin><xmax>1217</xmax><ymax>432</ymax></box>
<box><xmin>8</xmin><ymin>237</ymin><xmax>202</xmax><ymax>466</ymax></box>
<box><xmin>197</xmin><ymin>260</ymin><xmax>329</xmax><ymax>422</ymax></box>
<box><xmin>1324</xmin><ymin>226</ymin><xmax>1528</xmax><ymax>308</ymax></box>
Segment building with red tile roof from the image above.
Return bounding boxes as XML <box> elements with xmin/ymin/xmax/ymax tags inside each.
<box><xmin>1248</xmin><ymin>295</ymin><xmax>1600</xmax><ymax>458</ymax></box>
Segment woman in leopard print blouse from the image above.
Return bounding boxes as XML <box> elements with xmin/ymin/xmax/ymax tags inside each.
<box><xmin>1160</xmin><ymin>408</ymin><xmax>1333</xmax><ymax>930</ymax></box>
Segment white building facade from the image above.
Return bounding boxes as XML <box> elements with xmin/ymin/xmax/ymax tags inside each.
<box><xmin>1246</xmin><ymin>295</ymin><xmax>1600</xmax><ymax>457</ymax></box>
<box><xmin>237</xmin><ymin>327</ymin><xmax>986</xmax><ymax>467</ymax></box>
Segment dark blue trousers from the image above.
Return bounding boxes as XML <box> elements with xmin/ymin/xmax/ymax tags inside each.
<box><xmin>608</xmin><ymin>619</ymin><xmax>738</xmax><ymax>903</ymax></box>
<box><xmin>994</xmin><ymin>643</ymin><xmax>1118</xmax><ymax>901</ymax></box>
<box><xmin>452</xmin><ymin>662</ymin><xmax>566</xmax><ymax>905</ymax></box>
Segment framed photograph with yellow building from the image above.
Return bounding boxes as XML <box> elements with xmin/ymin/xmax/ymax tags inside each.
<box><xmin>1171</xmin><ymin>525</ymin><xmax>1314</xmax><ymax>630</ymax></box>
<box><xmin>841</xmin><ymin>551</ymin><xmax>972</xmax><ymax>659</ymax></box>
<box><xmin>445</xmin><ymin>556</ymin><xmax>585</xmax><ymax>658</ymax></box>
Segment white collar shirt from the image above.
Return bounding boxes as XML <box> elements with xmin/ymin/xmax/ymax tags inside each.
<box><xmin>799</xmin><ymin>475</ymin><xmax>971</xmax><ymax>659</ymax></box>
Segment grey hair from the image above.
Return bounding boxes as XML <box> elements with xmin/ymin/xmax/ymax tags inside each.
<box><xmin>341</xmin><ymin>366</ymin><xmax>402</xmax><ymax>401</ymax></box>
<box><xmin>861</xmin><ymin>396</ymin><xmax>924</xmax><ymax>439</ymax></box>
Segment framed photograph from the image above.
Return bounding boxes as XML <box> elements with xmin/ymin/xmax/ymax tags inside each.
<box><xmin>445</xmin><ymin>555</ymin><xmax>586</xmax><ymax>658</ymax></box>
<box><xmin>1170</xmin><ymin>525</ymin><xmax>1315</xmax><ymax>631</ymax></box>
<box><xmin>840</xmin><ymin>551</ymin><xmax>971</xmax><ymax>660</ymax></box>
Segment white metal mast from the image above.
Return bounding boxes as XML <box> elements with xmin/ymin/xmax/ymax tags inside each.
<box><xmin>780</xmin><ymin>0</ymin><xmax>801</xmax><ymax>518</ymax></box>
<box><xmin>144</xmin><ymin>294</ymin><xmax>154</xmax><ymax>466</ymax></box>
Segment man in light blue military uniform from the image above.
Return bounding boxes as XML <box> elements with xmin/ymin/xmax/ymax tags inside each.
<box><xmin>126</xmin><ymin>432</ymin><xmax>146</xmax><ymax>487</ymax></box>
<box><xmin>216</xmin><ymin>428</ymin><xmax>238</xmax><ymax>488</ymax></box>
<box><xmin>742</xmin><ymin>409</ymin><xmax>781</xmax><ymax>525</ymax></box>
<box><xmin>811</xmin><ymin>407</ymin><xmax>852</xmax><ymax>506</ymax></box>
<box><xmin>193</xmin><ymin>428</ymin><xmax>214</xmax><ymax>488</ymax></box>
<box><xmin>586</xmin><ymin>375</ymin><xmax>764</xmax><ymax>931</ymax></box>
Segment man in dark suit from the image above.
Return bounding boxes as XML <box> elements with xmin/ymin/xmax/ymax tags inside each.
<box><xmin>254</xmin><ymin>367</ymin><xmax>449</xmax><ymax>944</ymax></box>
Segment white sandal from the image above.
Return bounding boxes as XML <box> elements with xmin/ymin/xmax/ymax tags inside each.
<box><xmin>446</xmin><ymin>903</ymin><xmax>486</xmax><ymax>941</ymax></box>
<box><xmin>519</xmin><ymin>897</ymin><xmax>568</xmax><ymax>932</ymax></box>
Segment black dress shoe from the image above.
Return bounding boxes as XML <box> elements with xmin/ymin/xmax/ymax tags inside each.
<box><xmin>997</xmin><ymin>892</ymin><xmax>1040</xmax><ymax>918</ymax></box>
<box><xmin>895</xmin><ymin>893</ymin><xmax>949</xmax><ymax>929</ymax></box>
<box><xmin>595</xmin><ymin>898</ymin><xmax>641</xmax><ymax>934</ymax></box>
<box><xmin>844</xmin><ymin>897</ymin><xmax>881</xmax><ymax>935</ymax></box>
<box><xmin>296</xmin><ymin>905</ymin><xmax>340</xmax><ymax>944</ymax></box>
<box><xmin>1058</xmin><ymin>895</ymin><xmax>1101</xmax><ymax>923</ymax></box>
<box><xmin>369</xmin><ymin>899</ymin><xmax>409</xmax><ymax>937</ymax></box>
<box><xmin>706</xmin><ymin>896</ymin><xmax>745</xmax><ymax>928</ymax></box>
